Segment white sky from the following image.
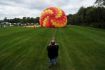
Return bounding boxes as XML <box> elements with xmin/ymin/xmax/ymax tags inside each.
<box><xmin>0</xmin><ymin>0</ymin><xmax>96</xmax><ymax>20</ymax></box>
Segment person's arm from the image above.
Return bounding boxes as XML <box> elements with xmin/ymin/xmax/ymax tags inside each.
<box><xmin>54</xmin><ymin>44</ymin><xmax>59</xmax><ymax>57</ymax></box>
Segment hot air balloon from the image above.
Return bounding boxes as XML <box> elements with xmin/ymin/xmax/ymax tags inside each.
<box><xmin>39</xmin><ymin>7</ymin><xmax>67</xmax><ymax>28</ymax></box>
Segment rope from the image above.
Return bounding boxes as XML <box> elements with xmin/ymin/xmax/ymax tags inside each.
<box><xmin>51</xmin><ymin>28</ymin><xmax>57</xmax><ymax>41</ymax></box>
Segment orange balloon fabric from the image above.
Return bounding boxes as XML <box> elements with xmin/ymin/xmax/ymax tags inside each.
<box><xmin>39</xmin><ymin>7</ymin><xmax>67</xmax><ymax>28</ymax></box>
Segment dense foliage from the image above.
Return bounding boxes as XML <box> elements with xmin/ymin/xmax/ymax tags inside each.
<box><xmin>67</xmin><ymin>7</ymin><xmax>105</xmax><ymax>28</ymax></box>
<box><xmin>0</xmin><ymin>17</ymin><xmax>39</xmax><ymax>24</ymax></box>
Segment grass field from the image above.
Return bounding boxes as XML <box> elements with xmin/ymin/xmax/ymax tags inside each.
<box><xmin>0</xmin><ymin>26</ymin><xmax>105</xmax><ymax>70</ymax></box>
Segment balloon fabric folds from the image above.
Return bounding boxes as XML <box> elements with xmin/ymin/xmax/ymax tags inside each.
<box><xmin>39</xmin><ymin>7</ymin><xmax>67</xmax><ymax>28</ymax></box>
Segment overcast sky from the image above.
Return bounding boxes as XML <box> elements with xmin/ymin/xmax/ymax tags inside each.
<box><xmin>0</xmin><ymin>0</ymin><xmax>96</xmax><ymax>20</ymax></box>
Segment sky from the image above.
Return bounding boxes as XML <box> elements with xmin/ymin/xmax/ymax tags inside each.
<box><xmin>0</xmin><ymin>0</ymin><xmax>96</xmax><ymax>20</ymax></box>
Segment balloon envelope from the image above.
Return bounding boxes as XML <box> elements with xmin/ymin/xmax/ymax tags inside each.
<box><xmin>39</xmin><ymin>7</ymin><xmax>67</xmax><ymax>28</ymax></box>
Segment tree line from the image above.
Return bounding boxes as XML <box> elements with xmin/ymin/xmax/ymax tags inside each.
<box><xmin>0</xmin><ymin>17</ymin><xmax>39</xmax><ymax>24</ymax></box>
<box><xmin>67</xmin><ymin>7</ymin><xmax>105</xmax><ymax>28</ymax></box>
<box><xmin>67</xmin><ymin>0</ymin><xmax>105</xmax><ymax>28</ymax></box>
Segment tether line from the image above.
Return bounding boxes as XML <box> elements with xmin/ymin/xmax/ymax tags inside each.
<box><xmin>51</xmin><ymin>28</ymin><xmax>57</xmax><ymax>41</ymax></box>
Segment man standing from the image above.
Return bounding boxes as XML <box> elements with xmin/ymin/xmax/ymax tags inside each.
<box><xmin>47</xmin><ymin>40</ymin><xmax>59</xmax><ymax>66</ymax></box>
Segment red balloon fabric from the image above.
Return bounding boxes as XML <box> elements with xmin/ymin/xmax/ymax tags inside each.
<box><xmin>39</xmin><ymin>7</ymin><xmax>67</xmax><ymax>28</ymax></box>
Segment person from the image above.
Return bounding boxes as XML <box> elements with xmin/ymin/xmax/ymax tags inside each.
<box><xmin>47</xmin><ymin>40</ymin><xmax>59</xmax><ymax>66</ymax></box>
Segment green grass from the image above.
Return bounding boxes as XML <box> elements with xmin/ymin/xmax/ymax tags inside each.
<box><xmin>0</xmin><ymin>26</ymin><xmax>105</xmax><ymax>70</ymax></box>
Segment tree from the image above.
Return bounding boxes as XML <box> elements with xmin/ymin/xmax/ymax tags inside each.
<box><xmin>4</xmin><ymin>17</ymin><xmax>8</xmax><ymax>22</ymax></box>
<box><xmin>78</xmin><ymin>7</ymin><xmax>86</xmax><ymax>23</ymax></box>
<box><xmin>95</xmin><ymin>0</ymin><xmax>105</xmax><ymax>7</ymax></box>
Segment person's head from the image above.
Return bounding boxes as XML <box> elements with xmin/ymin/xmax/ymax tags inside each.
<box><xmin>51</xmin><ymin>40</ymin><xmax>55</xmax><ymax>45</ymax></box>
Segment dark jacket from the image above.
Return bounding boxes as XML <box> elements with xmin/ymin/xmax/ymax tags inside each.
<box><xmin>47</xmin><ymin>44</ymin><xmax>59</xmax><ymax>59</ymax></box>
